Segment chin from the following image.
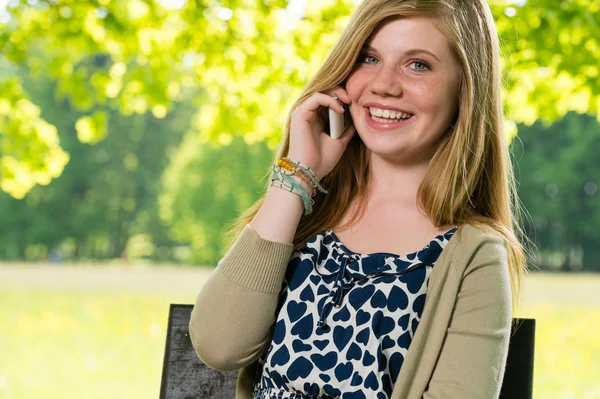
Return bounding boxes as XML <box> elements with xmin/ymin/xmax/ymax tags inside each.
<box><xmin>357</xmin><ymin>128</ymin><xmax>421</xmax><ymax>161</ymax></box>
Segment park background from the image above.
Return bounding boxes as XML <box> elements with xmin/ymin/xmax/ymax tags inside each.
<box><xmin>0</xmin><ymin>0</ymin><xmax>599</xmax><ymax>397</ymax></box>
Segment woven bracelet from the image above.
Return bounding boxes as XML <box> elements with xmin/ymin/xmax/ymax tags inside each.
<box><xmin>270</xmin><ymin>168</ymin><xmax>314</xmax><ymax>215</ymax></box>
<box><xmin>277</xmin><ymin>157</ymin><xmax>328</xmax><ymax>195</ymax></box>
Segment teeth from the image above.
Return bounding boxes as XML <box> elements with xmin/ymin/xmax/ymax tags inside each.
<box><xmin>369</xmin><ymin>107</ymin><xmax>411</xmax><ymax>120</ymax></box>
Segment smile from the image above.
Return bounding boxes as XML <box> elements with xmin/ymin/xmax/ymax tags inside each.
<box><xmin>369</xmin><ymin>107</ymin><xmax>412</xmax><ymax>121</ymax></box>
<box><xmin>364</xmin><ymin>107</ymin><xmax>415</xmax><ymax>130</ymax></box>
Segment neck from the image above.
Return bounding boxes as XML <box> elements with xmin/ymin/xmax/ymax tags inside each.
<box><xmin>366</xmin><ymin>152</ymin><xmax>431</xmax><ymax>207</ymax></box>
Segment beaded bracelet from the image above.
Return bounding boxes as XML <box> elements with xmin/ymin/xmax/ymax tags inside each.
<box><xmin>270</xmin><ymin>166</ymin><xmax>314</xmax><ymax>215</ymax></box>
<box><xmin>277</xmin><ymin>160</ymin><xmax>318</xmax><ymax>195</ymax></box>
<box><xmin>278</xmin><ymin>157</ymin><xmax>328</xmax><ymax>195</ymax></box>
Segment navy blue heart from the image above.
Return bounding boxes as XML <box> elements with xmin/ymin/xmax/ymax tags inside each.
<box><xmin>286</xmin><ymin>259</ymin><xmax>313</xmax><ymax>291</ymax></box>
<box><xmin>314</xmin><ymin>339</ymin><xmax>329</xmax><ymax>351</ymax></box>
<box><xmin>292</xmin><ymin>339</ymin><xmax>312</xmax><ymax>353</ymax></box>
<box><xmin>332</xmin><ymin>305</ymin><xmax>350</xmax><ymax>322</ymax></box>
<box><xmin>319</xmin><ymin>373</ymin><xmax>331</xmax><ymax>383</ymax></box>
<box><xmin>411</xmin><ymin>317</ymin><xmax>419</xmax><ymax>332</ymax></box>
<box><xmin>270</xmin><ymin>345</ymin><xmax>290</xmax><ymax>367</ymax></box>
<box><xmin>412</xmin><ymin>293</ymin><xmax>426</xmax><ymax>314</ymax></box>
<box><xmin>372</xmin><ymin>310</ymin><xmax>395</xmax><ymax>339</ymax></box>
<box><xmin>334</xmin><ymin>361</ymin><xmax>353</xmax><ymax>381</ymax></box>
<box><xmin>316</xmin><ymin>245</ymin><xmax>331</xmax><ymax>267</ymax></box>
<box><xmin>405</xmin><ymin>265</ymin><xmax>426</xmax><ymax>293</ymax></box>
<box><xmin>350</xmin><ymin>371</ymin><xmax>364</xmax><ymax>386</ymax></box>
<box><xmin>287</xmin><ymin>357</ymin><xmax>313</xmax><ymax>381</ymax></box>
<box><xmin>389</xmin><ymin>352</ymin><xmax>405</xmax><ymax>379</ymax></box>
<box><xmin>287</xmin><ymin>300</ymin><xmax>307</xmax><ymax>323</ymax></box>
<box><xmin>345</xmin><ymin>389</ymin><xmax>366</xmax><ymax>399</ymax></box>
<box><xmin>268</xmin><ymin>369</ymin><xmax>285</xmax><ymax>388</ymax></box>
<box><xmin>323</xmin><ymin>384</ymin><xmax>342</xmax><ymax>397</ymax></box>
<box><xmin>382</xmin><ymin>375</ymin><xmax>393</xmax><ymax>398</ymax></box>
<box><xmin>356</xmin><ymin>309</ymin><xmax>371</xmax><ymax>326</ymax></box>
<box><xmin>361</xmin><ymin>255</ymin><xmax>384</xmax><ymax>275</ymax></box>
<box><xmin>370</xmin><ymin>289</ymin><xmax>387</xmax><ymax>309</ymax></box>
<box><xmin>310</xmin><ymin>351</ymin><xmax>338</xmax><ymax>371</ymax></box>
<box><xmin>310</xmin><ymin>275</ymin><xmax>321</xmax><ymax>285</ymax></box>
<box><xmin>303</xmin><ymin>382</ymin><xmax>320</xmax><ymax>396</ymax></box>
<box><xmin>346</xmin><ymin>342</ymin><xmax>362</xmax><ymax>361</ymax></box>
<box><xmin>291</xmin><ymin>313</ymin><xmax>313</xmax><ymax>339</ymax></box>
<box><xmin>356</xmin><ymin>327</ymin><xmax>370</xmax><ymax>346</ymax></box>
<box><xmin>382</xmin><ymin>335</ymin><xmax>395</xmax><ymax>350</ymax></box>
<box><xmin>397</xmin><ymin>330</ymin><xmax>411</xmax><ymax>349</ymax></box>
<box><xmin>362</xmin><ymin>351</ymin><xmax>376</xmax><ymax>367</ymax></box>
<box><xmin>299</xmin><ymin>285</ymin><xmax>315</xmax><ymax>302</ymax></box>
<box><xmin>272</xmin><ymin>319</ymin><xmax>286</xmax><ymax>345</ymax></box>
<box><xmin>364</xmin><ymin>371</ymin><xmax>380</xmax><ymax>390</ymax></box>
<box><xmin>397</xmin><ymin>314</ymin><xmax>409</xmax><ymax>330</ymax></box>
<box><xmin>317</xmin><ymin>285</ymin><xmax>330</xmax><ymax>295</ymax></box>
<box><xmin>348</xmin><ymin>285</ymin><xmax>375</xmax><ymax>311</ymax></box>
<box><xmin>333</xmin><ymin>325</ymin><xmax>354</xmax><ymax>352</ymax></box>
<box><xmin>388</xmin><ymin>285</ymin><xmax>409</xmax><ymax>312</ymax></box>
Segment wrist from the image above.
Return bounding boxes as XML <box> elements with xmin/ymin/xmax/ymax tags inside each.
<box><xmin>291</xmin><ymin>175</ymin><xmax>314</xmax><ymax>197</ymax></box>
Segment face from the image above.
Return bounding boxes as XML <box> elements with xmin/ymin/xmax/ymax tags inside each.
<box><xmin>345</xmin><ymin>16</ymin><xmax>461</xmax><ymax>163</ymax></box>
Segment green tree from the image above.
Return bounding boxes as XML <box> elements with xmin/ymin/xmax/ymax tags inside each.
<box><xmin>0</xmin><ymin>65</ymin><xmax>195</xmax><ymax>261</ymax></box>
<box><xmin>512</xmin><ymin>112</ymin><xmax>600</xmax><ymax>271</ymax></box>
<box><xmin>1</xmin><ymin>0</ymin><xmax>599</xmax><ymax>199</ymax></box>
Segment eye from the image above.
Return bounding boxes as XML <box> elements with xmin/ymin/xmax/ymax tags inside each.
<box><xmin>410</xmin><ymin>60</ymin><xmax>430</xmax><ymax>72</ymax></box>
<box><xmin>357</xmin><ymin>53</ymin><xmax>379</xmax><ymax>64</ymax></box>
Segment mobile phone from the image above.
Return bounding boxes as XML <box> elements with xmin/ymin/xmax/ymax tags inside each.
<box><xmin>328</xmin><ymin>102</ymin><xmax>352</xmax><ymax>140</ymax></box>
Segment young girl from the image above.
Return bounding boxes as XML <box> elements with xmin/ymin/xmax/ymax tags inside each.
<box><xmin>190</xmin><ymin>0</ymin><xmax>530</xmax><ymax>398</ymax></box>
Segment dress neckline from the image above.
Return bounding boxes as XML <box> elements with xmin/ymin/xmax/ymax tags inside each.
<box><xmin>325</xmin><ymin>226</ymin><xmax>458</xmax><ymax>258</ymax></box>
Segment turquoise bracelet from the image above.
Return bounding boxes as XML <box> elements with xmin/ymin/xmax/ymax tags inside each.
<box><xmin>271</xmin><ymin>168</ymin><xmax>314</xmax><ymax>215</ymax></box>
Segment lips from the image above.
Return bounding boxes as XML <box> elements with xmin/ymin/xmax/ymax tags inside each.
<box><xmin>363</xmin><ymin>107</ymin><xmax>414</xmax><ymax>131</ymax></box>
<box><xmin>363</xmin><ymin>102</ymin><xmax>412</xmax><ymax>114</ymax></box>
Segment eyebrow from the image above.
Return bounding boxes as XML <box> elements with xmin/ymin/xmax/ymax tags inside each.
<box><xmin>361</xmin><ymin>44</ymin><xmax>442</xmax><ymax>62</ymax></box>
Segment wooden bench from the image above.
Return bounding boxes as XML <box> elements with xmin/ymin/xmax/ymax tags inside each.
<box><xmin>160</xmin><ymin>304</ymin><xmax>535</xmax><ymax>399</ymax></box>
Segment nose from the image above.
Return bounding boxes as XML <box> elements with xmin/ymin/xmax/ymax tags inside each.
<box><xmin>369</xmin><ymin>64</ymin><xmax>403</xmax><ymax>97</ymax></box>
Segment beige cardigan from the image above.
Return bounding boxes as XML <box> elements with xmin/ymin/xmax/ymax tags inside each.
<box><xmin>189</xmin><ymin>223</ymin><xmax>512</xmax><ymax>399</ymax></box>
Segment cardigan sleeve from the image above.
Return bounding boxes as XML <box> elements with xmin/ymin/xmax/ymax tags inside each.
<box><xmin>188</xmin><ymin>224</ymin><xmax>295</xmax><ymax>372</ymax></box>
<box><xmin>423</xmin><ymin>234</ymin><xmax>513</xmax><ymax>399</ymax></box>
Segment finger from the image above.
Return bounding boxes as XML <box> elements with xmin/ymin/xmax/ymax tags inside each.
<box><xmin>339</xmin><ymin>123</ymin><xmax>356</xmax><ymax>146</ymax></box>
<box><xmin>337</xmin><ymin>89</ymin><xmax>352</xmax><ymax>104</ymax></box>
<box><xmin>327</xmin><ymin>87</ymin><xmax>352</xmax><ymax>105</ymax></box>
<box><xmin>299</xmin><ymin>92</ymin><xmax>345</xmax><ymax>114</ymax></box>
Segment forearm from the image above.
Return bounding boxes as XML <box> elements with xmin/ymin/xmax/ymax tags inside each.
<box><xmin>250</xmin><ymin>176</ymin><xmax>314</xmax><ymax>244</ymax></box>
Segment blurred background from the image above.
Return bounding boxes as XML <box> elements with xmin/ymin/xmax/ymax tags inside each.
<box><xmin>0</xmin><ymin>0</ymin><xmax>599</xmax><ymax>397</ymax></box>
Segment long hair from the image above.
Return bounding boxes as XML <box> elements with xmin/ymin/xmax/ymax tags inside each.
<box><xmin>222</xmin><ymin>0</ymin><xmax>531</xmax><ymax>314</ymax></box>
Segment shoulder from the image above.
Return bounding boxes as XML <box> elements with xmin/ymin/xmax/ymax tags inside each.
<box><xmin>455</xmin><ymin>223</ymin><xmax>505</xmax><ymax>246</ymax></box>
<box><xmin>449</xmin><ymin>223</ymin><xmax>509</xmax><ymax>276</ymax></box>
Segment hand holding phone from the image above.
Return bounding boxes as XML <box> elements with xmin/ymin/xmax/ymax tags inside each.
<box><xmin>329</xmin><ymin>101</ymin><xmax>352</xmax><ymax>140</ymax></box>
<box><xmin>287</xmin><ymin>89</ymin><xmax>356</xmax><ymax>181</ymax></box>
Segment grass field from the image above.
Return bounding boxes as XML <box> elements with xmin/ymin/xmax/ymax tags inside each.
<box><xmin>1</xmin><ymin>264</ymin><xmax>599</xmax><ymax>399</ymax></box>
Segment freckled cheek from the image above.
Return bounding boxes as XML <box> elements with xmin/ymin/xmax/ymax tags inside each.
<box><xmin>345</xmin><ymin>71</ymin><xmax>370</xmax><ymax>102</ymax></box>
<box><xmin>410</xmin><ymin>81</ymin><xmax>452</xmax><ymax>113</ymax></box>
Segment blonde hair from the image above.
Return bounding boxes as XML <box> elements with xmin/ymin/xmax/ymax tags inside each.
<box><xmin>223</xmin><ymin>0</ymin><xmax>531</xmax><ymax>314</ymax></box>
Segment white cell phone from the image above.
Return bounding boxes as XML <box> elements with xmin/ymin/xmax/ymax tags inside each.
<box><xmin>328</xmin><ymin>102</ymin><xmax>352</xmax><ymax>140</ymax></box>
